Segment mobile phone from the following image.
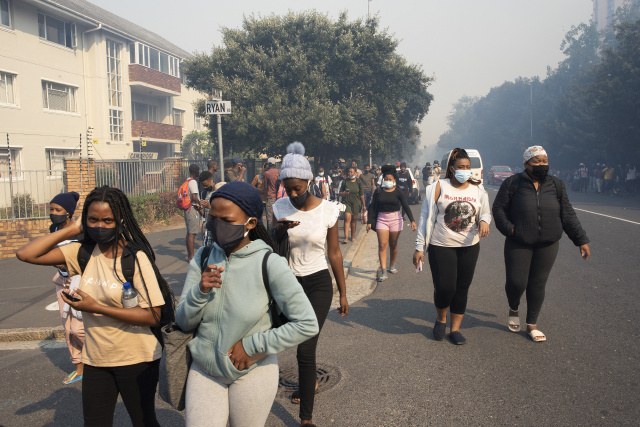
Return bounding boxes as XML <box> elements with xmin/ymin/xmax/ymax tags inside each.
<box><xmin>62</xmin><ymin>291</ymin><xmax>81</xmax><ymax>302</ymax></box>
<box><xmin>416</xmin><ymin>259</ymin><xmax>423</xmax><ymax>273</ymax></box>
<box><xmin>278</xmin><ymin>220</ymin><xmax>297</xmax><ymax>224</ymax></box>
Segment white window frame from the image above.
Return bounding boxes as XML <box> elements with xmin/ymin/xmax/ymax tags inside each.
<box><xmin>131</xmin><ymin>42</ymin><xmax>181</xmax><ymax>77</ymax></box>
<box><xmin>1</xmin><ymin>0</ymin><xmax>11</xmax><ymax>29</ymax></box>
<box><xmin>0</xmin><ymin>71</ymin><xmax>16</xmax><ymax>106</ymax></box>
<box><xmin>42</xmin><ymin>80</ymin><xmax>77</xmax><ymax>113</ymax></box>
<box><xmin>45</xmin><ymin>147</ymin><xmax>80</xmax><ymax>173</ymax></box>
<box><xmin>37</xmin><ymin>11</ymin><xmax>76</xmax><ymax>49</ymax></box>
<box><xmin>0</xmin><ymin>146</ymin><xmax>22</xmax><ymax>179</ymax></box>
<box><xmin>132</xmin><ymin>102</ymin><xmax>158</xmax><ymax>122</ymax></box>
<box><xmin>194</xmin><ymin>112</ymin><xmax>202</xmax><ymax>130</ymax></box>
<box><xmin>106</xmin><ymin>40</ymin><xmax>122</xmax><ymax>108</ymax></box>
<box><xmin>109</xmin><ymin>109</ymin><xmax>124</xmax><ymax>142</ymax></box>
<box><xmin>173</xmin><ymin>109</ymin><xmax>185</xmax><ymax>127</ymax></box>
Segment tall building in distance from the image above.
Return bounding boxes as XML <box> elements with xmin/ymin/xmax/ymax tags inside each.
<box><xmin>592</xmin><ymin>0</ymin><xmax>636</xmax><ymax>31</ymax></box>
<box><xmin>0</xmin><ymin>0</ymin><xmax>205</xmax><ymax>173</ymax></box>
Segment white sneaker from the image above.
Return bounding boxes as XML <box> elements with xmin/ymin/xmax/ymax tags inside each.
<box><xmin>388</xmin><ymin>263</ymin><xmax>398</xmax><ymax>274</ymax></box>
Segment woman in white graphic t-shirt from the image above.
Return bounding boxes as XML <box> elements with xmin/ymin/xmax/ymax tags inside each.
<box><xmin>413</xmin><ymin>148</ymin><xmax>492</xmax><ymax>345</ymax></box>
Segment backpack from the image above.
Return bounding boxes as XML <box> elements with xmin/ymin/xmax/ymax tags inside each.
<box><xmin>177</xmin><ymin>178</ymin><xmax>194</xmax><ymax>210</ymax></box>
<box><xmin>198</xmin><ymin>246</ymin><xmax>288</xmax><ymax>328</ymax></box>
<box><xmin>77</xmin><ymin>242</ymin><xmax>176</xmax><ymax>346</ymax></box>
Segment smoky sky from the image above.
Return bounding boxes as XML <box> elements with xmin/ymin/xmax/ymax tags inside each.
<box><xmin>92</xmin><ymin>0</ymin><xmax>593</xmax><ymax>152</ymax></box>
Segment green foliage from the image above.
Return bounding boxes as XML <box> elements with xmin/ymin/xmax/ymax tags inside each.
<box><xmin>182</xmin><ymin>130</ymin><xmax>216</xmax><ymax>160</ymax></box>
<box><xmin>129</xmin><ymin>193</ymin><xmax>180</xmax><ymax>226</ymax></box>
<box><xmin>183</xmin><ymin>11</ymin><xmax>433</xmax><ymax>164</ymax></box>
<box><xmin>12</xmin><ymin>193</ymin><xmax>35</xmax><ymax>218</ymax></box>
<box><xmin>439</xmin><ymin>15</ymin><xmax>640</xmax><ymax>168</ymax></box>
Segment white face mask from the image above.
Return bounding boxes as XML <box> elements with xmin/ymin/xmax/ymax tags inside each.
<box><xmin>382</xmin><ymin>180</ymin><xmax>395</xmax><ymax>189</ymax></box>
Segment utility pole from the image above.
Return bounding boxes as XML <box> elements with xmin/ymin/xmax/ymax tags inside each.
<box><xmin>529</xmin><ymin>82</ymin><xmax>533</xmax><ymax>142</ymax></box>
<box><xmin>368</xmin><ymin>0</ymin><xmax>372</xmax><ymax>18</ymax></box>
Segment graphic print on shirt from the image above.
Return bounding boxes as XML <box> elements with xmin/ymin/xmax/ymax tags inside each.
<box><xmin>443</xmin><ymin>195</ymin><xmax>477</xmax><ymax>233</ymax></box>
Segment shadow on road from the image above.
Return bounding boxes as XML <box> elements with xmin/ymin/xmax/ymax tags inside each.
<box><xmin>15</xmin><ymin>387</ymin><xmax>83</xmax><ymax>426</ymax></box>
<box><xmin>269</xmin><ymin>400</ymin><xmax>299</xmax><ymax>427</ymax></box>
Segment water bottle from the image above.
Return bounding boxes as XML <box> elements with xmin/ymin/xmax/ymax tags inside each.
<box><xmin>122</xmin><ymin>282</ymin><xmax>139</xmax><ymax>308</ymax></box>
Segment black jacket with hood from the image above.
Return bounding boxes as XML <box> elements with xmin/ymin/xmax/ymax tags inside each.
<box><xmin>492</xmin><ymin>172</ymin><xmax>589</xmax><ymax>246</ymax></box>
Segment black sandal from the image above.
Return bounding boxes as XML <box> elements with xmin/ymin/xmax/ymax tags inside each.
<box><xmin>291</xmin><ymin>386</ymin><xmax>319</xmax><ymax>404</ymax></box>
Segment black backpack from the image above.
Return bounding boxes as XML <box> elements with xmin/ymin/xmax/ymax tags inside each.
<box><xmin>199</xmin><ymin>246</ymin><xmax>288</xmax><ymax>328</ymax></box>
<box><xmin>77</xmin><ymin>242</ymin><xmax>176</xmax><ymax>346</ymax></box>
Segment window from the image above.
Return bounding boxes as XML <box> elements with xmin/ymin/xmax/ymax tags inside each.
<box><xmin>173</xmin><ymin>109</ymin><xmax>185</xmax><ymax>127</ymax></box>
<box><xmin>194</xmin><ymin>112</ymin><xmax>202</xmax><ymax>130</ymax></box>
<box><xmin>0</xmin><ymin>72</ymin><xmax>16</xmax><ymax>105</ymax></box>
<box><xmin>607</xmin><ymin>0</ymin><xmax>615</xmax><ymax>22</ymax></box>
<box><xmin>130</xmin><ymin>42</ymin><xmax>181</xmax><ymax>77</ymax></box>
<box><xmin>129</xmin><ymin>43</ymin><xmax>135</xmax><ymax>63</ymax></box>
<box><xmin>0</xmin><ymin>147</ymin><xmax>21</xmax><ymax>178</ymax></box>
<box><xmin>46</xmin><ymin>148</ymin><xmax>79</xmax><ymax>171</ymax></box>
<box><xmin>132</xmin><ymin>102</ymin><xmax>158</xmax><ymax>122</ymax></box>
<box><xmin>160</xmin><ymin>52</ymin><xmax>169</xmax><ymax>74</ymax></box>
<box><xmin>38</xmin><ymin>12</ymin><xmax>76</xmax><ymax>48</ymax></box>
<box><xmin>42</xmin><ymin>81</ymin><xmax>77</xmax><ymax>112</ymax></box>
<box><xmin>109</xmin><ymin>109</ymin><xmax>123</xmax><ymax>141</ymax></box>
<box><xmin>107</xmin><ymin>40</ymin><xmax>122</xmax><ymax>107</ymax></box>
<box><xmin>1</xmin><ymin>0</ymin><xmax>10</xmax><ymax>28</ymax></box>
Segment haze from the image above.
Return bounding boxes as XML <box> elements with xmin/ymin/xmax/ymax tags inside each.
<box><xmin>91</xmin><ymin>0</ymin><xmax>593</xmax><ymax>152</ymax></box>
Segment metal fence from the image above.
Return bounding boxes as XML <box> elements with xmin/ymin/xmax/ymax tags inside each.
<box><xmin>0</xmin><ymin>170</ymin><xmax>66</xmax><ymax>220</ymax></box>
<box><xmin>94</xmin><ymin>159</ymin><xmax>208</xmax><ymax>198</ymax></box>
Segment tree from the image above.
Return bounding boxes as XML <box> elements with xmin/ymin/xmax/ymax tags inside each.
<box><xmin>181</xmin><ymin>130</ymin><xmax>215</xmax><ymax>160</ymax></box>
<box><xmin>183</xmin><ymin>12</ymin><xmax>433</xmax><ymax>165</ymax></box>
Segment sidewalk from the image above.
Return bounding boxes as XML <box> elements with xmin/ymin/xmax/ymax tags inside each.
<box><xmin>0</xmin><ymin>220</ymin><xmax>373</xmax><ymax>341</ymax></box>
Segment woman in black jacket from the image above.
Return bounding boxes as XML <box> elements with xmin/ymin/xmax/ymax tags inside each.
<box><xmin>492</xmin><ymin>146</ymin><xmax>590</xmax><ymax>342</ymax></box>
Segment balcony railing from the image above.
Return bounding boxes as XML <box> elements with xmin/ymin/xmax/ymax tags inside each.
<box><xmin>131</xmin><ymin>121</ymin><xmax>182</xmax><ymax>141</ymax></box>
<box><xmin>128</xmin><ymin>64</ymin><xmax>181</xmax><ymax>94</ymax></box>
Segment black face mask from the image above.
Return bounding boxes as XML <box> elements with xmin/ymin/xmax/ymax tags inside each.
<box><xmin>207</xmin><ymin>218</ymin><xmax>250</xmax><ymax>251</ymax></box>
<box><xmin>50</xmin><ymin>214</ymin><xmax>68</xmax><ymax>226</ymax></box>
<box><xmin>289</xmin><ymin>184</ymin><xmax>310</xmax><ymax>209</ymax></box>
<box><xmin>530</xmin><ymin>164</ymin><xmax>549</xmax><ymax>180</ymax></box>
<box><xmin>87</xmin><ymin>226</ymin><xmax>118</xmax><ymax>244</ymax></box>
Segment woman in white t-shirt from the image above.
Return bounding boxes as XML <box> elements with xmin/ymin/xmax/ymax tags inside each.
<box><xmin>273</xmin><ymin>142</ymin><xmax>348</xmax><ymax>427</ymax></box>
<box><xmin>413</xmin><ymin>149</ymin><xmax>491</xmax><ymax>345</ymax></box>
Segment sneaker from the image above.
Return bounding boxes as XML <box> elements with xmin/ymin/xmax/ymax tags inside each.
<box><xmin>377</xmin><ymin>269</ymin><xmax>388</xmax><ymax>282</ymax></box>
<box><xmin>388</xmin><ymin>263</ymin><xmax>398</xmax><ymax>274</ymax></box>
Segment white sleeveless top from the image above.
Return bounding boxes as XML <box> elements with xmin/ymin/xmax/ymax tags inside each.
<box><xmin>430</xmin><ymin>179</ymin><xmax>481</xmax><ymax>247</ymax></box>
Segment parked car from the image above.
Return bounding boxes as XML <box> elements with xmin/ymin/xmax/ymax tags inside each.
<box><xmin>487</xmin><ymin>165</ymin><xmax>514</xmax><ymax>185</ymax></box>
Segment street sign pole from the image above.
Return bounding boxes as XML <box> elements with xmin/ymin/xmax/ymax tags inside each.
<box><xmin>206</xmin><ymin>99</ymin><xmax>232</xmax><ymax>184</ymax></box>
<box><xmin>217</xmin><ymin>114</ymin><xmax>224</xmax><ymax>183</ymax></box>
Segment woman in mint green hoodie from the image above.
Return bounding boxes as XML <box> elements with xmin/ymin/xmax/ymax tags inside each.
<box><xmin>176</xmin><ymin>181</ymin><xmax>319</xmax><ymax>427</ymax></box>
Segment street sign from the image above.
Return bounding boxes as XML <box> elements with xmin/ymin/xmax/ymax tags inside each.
<box><xmin>206</xmin><ymin>100</ymin><xmax>232</xmax><ymax>115</ymax></box>
<box><xmin>129</xmin><ymin>152</ymin><xmax>158</xmax><ymax>159</ymax></box>
<box><xmin>141</xmin><ymin>141</ymin><xmax>147</xmax><ymax>147</ymax></box>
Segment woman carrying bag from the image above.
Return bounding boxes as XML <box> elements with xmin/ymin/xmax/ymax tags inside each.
<box><xmin>17</xmin><ymin>186</ymin><xmax>173</xmax><ymax>426</ymax></box>
<box><xmin>176</xmin><ymin>181</ymin><xmax>319</xmax><ymax>427</ymax></box>
<box><xmin>413</xmin><ymin>149</ymin><xmax>491</xmax><ymax>345</ymax></box>
<box><xmin>367</xmin><ymin>165</ymin><xmax>417</xmax><ymax>282</ymax></box>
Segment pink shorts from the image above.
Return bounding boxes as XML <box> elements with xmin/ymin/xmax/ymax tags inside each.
<box><xmin>376</xmin><ymin>211</ymin><xmax>403</xmax><ymax>232</ymax></box>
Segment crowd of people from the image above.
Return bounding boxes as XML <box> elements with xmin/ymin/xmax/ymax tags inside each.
<box><xmin>14</xmin><ymin>143</ymin><xmax>592</xmax><ymax>426</ymax></box>
<box><xmin>548</xmin><ymin>163</ymin><xmax>638</xmax><ymax>196</ymax></box>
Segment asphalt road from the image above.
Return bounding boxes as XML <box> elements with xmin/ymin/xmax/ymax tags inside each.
<box><xmin>1</xmin><ymin>187</ymin><xmax>639</xmax><ymax>426</ymax></box>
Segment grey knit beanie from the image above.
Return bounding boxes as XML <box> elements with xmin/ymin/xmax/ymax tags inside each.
<box><xmin>279</xmin><ymin>142</ymin><xmax>313</xmax><ymax>180</ymax></box>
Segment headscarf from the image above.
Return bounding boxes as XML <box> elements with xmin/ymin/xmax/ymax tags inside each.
<box><xmin>210</xmin><ymin>181</ymin><xmax>264</xmax><ymax>224</ymax></box>
<box><xmin>523</xmin><ymin>146</ymin><xmax>547</xmax><ymax>163</ymax></box>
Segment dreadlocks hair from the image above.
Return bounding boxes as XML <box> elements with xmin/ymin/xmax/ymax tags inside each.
<box><xmin>249</xmin><ymin>223</ymin><xmax>278</xmax><ymax>252</ymax></box>
<box><xmin>81</xmin><ymin>186</ymin><xmax>175</xmax><ymax>324</ymax></box>
<box><xmin>445</xmin><ymin>148</ymin><xmax>481</xmax><ymax>186</ymax></box>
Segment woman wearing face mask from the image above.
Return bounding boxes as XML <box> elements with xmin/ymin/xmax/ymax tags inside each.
<box><xmin>413</xmin><ymin>148</ymin><xmax>491</xmax><ymax>345</ymax></box>
<box><xmin>314</xmin><ymin>167</ymin><xmax>331</xmax><ymax>200</ymax></box>
<box><xmin>17</xmin><ymin>186</ymin><xmax>174</xmax><ymax>426</ymax></box>
<box><xmin>492</xmin><ymin>146</ymin><xmax>590</xmax><ymax>342</ymax></box>
<box><xmin>48</xmin><ymin>191</ymin><xmax>85</xmax><ymax>384</ymax></box>
<box><xmin>273</xmin><ymin>142</ymin><xmax>348</xmax><ymax>427</ymax></box>
<box><xmin>339</xmin><ymin>166</ymin><xmax>366</xmax><ymax>244</ymax></box>
<box><xmin>176</xmin><ymin>181</ymin><xmax>319</xmax><ymax>426</ymax></box>
<box><xmin>367</xmin><ymin>165</ymin><xmax>417</xmax><ymax>282</ymax></box>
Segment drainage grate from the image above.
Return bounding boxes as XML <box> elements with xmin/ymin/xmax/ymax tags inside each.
<box><xmin>276</xmin><ymin>362</ymin><xmax>342</xmax><ymax>399</ymax></box>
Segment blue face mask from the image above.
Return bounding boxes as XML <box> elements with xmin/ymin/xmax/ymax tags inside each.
<box><xmin>454</xmin><ymin>170</ymin><xmax>472</xmax><ymax>183</ymax></box>
<box><xmin>381</xmin><ymin>180</ymin><xmax>395</xmax><ymax>189</ymax></box>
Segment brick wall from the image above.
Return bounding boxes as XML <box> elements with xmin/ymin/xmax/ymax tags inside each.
<box><xmin>131</xmin><ymin>121</ymin><xmax>182</xmax><ymax>141</ymax></box>
<box><xmin>0</xmin><ymin>159</ymin><xmax>95</xmax><ymax>260</ymax></box>
<box><xmin>128</xmin><ymin>64</ymin><xmax>181</xmax><ymax>93</ymax></box>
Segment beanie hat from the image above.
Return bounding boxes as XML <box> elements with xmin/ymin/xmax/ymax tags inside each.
<box><xmin>279</xmin><ymin>142</ymin><xmax>313</xmax><ymax>180</ymax></box>
<box><xmin>210</xmin><ymin>181</ymin><xmax>264</xmax><ymax>225</ymax></box>
<box><xmin>50</xmin><ymin>192</ymin><xmax>80</xmax><ymax>216</ymax></box>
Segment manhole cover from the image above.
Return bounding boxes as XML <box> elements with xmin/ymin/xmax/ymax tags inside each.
<box><xmin>276</xmin><ymin>362</ymin><xmax>342</xmax><ymax>399</ymax></box>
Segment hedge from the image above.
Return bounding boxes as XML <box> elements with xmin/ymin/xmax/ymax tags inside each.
<box><xmin>129</xmin><ymin>192</ymin><xmax>181</xmax><ymax>227</ymax></box>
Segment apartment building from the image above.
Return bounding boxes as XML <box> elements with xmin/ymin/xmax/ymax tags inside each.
<box><xmin>0</xmin><ymin>0</ymin><xmax>205</xmax><ymax>175</ymax></box>
<box><xmin>592</xmin><ymin>0</ymin><xmax>635</xmax><ymax>31</ymax></box>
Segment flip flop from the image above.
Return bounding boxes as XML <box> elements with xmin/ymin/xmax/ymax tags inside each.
<box><xmin>528</xmin><ymin>329</ymin><xmax>547</xmax><ymax>343</ymax></box>
<box><xmin>63</xmin><ymin>370</ymin><xmax>83</xmax><ymax>385</ymax></box>
<box><xmin>508</xmin><ymin>316</ymin><xmax>520</xmax><ymax>332</ymax></box>
<box><xmin>291</xmin><ymin>385</ymin><xmax>319</xmax><ymax>404</ymax></box>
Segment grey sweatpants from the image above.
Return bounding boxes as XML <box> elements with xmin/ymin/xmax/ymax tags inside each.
<box><xmin>185</xmin><ymin>354</ymin><xmax>279</xmax><ymax>427</ymax></box>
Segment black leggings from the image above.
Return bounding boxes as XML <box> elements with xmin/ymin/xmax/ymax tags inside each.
<box><xmin>504</xmin><ymin>238</ymin><xmax>559</xmax><ymax>325</ymax></box>
<box><xmin>82</xmin><ymin>359</ymin><xmax>160</xmax><ymax>427</ymax></box>
<box><xmin>296</xmin><ymin>269</ymin><xmax>333</xmax><ymax>421</ymax></box>
<box><xmin>428</xmin><ymin>243</ymin><xmax>480</xmax><ymax>314</ymax></box>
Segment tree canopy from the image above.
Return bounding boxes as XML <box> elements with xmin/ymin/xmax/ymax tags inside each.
<box><xmin>439</xmin><ymin>5</ymin><xmax>640</xmax><ymax>169</ymax></box>
<box><xmin>183</xmin><ymin>11</ymin><xmax>434</xmax><ymax>164</ymax></box>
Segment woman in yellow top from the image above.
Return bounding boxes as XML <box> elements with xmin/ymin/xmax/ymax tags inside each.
<box><xmin>17</xmin><ymin>186</ymin><xmax>172</xmax><ymax>427</ymax></box>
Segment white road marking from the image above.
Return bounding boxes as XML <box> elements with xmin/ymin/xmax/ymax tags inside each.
<box><xmin>45</xmin><ymin>301</ymin><xmax>59</xmax><ymax>311</ymax></box>
<box><xmin>487</xmin><ymin>187</ymin><xmax>640</xmax><ymax>225</ymax></box>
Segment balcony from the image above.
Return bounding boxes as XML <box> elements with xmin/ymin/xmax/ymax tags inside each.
<box><xmin>128</xmin><ymin>64</ymin><xmax>181</xmax><ymax>97</ymax></box>
<box><xmin>131</xmin><ymin>121</ymin><xmax>182</xmax><ymax>141</ymax></box>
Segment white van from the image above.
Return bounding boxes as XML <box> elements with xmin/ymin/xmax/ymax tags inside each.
<box><xmin>440</xmin><ymin>149</ymin><xmax>484</xmax><ymax>184</ymax></box>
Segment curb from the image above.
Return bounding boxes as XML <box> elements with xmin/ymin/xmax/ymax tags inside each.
<box><xmin>342</xmin><ymin>224</ymin><xmax>369</xmax><ymax>279</ymax></box>
<box><xmin>0</xmin><ymin>326</ymin><xmax>64</xmax><ymax>342</ymax></box>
